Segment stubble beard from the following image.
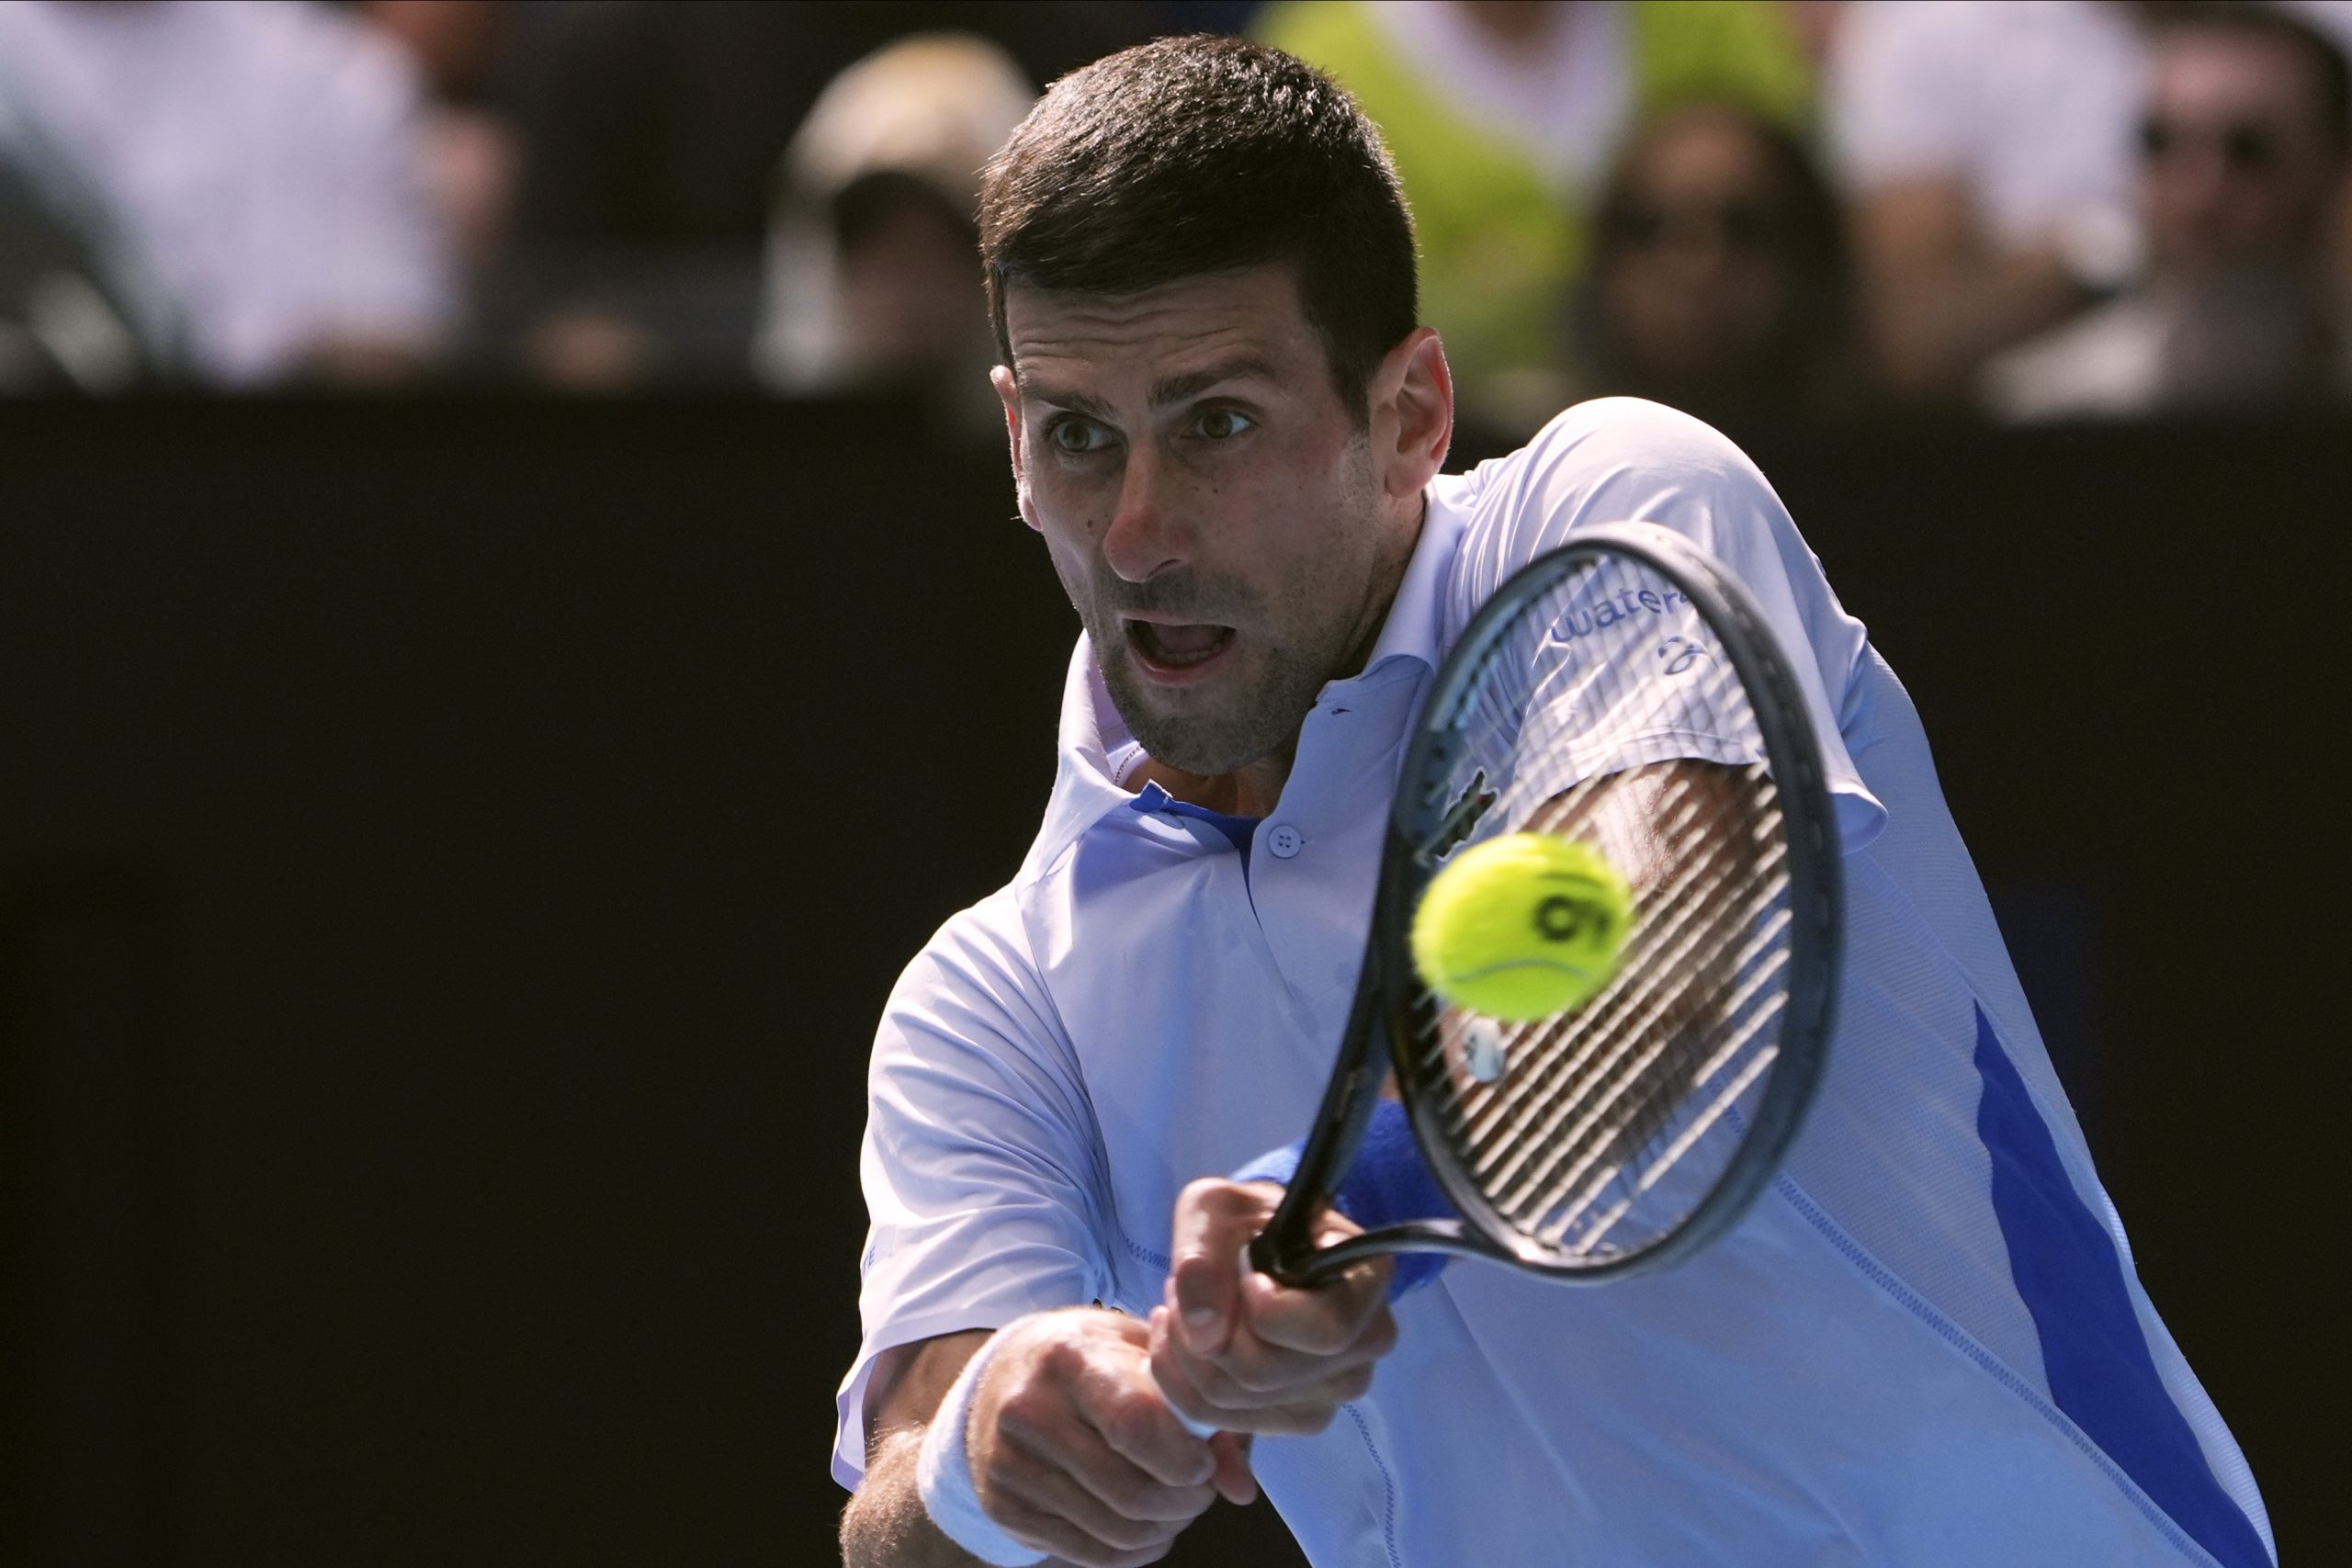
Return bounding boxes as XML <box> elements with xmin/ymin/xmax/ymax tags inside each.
<box><xmin>1093</xmin><ymin>594</ymin><xmax>1331</xmax><ymax>776</ymax></box>
<box><xmin>1072</xmin><ymin>456</ymin><xmax>1387</xmax><ymax>779</ymax></box>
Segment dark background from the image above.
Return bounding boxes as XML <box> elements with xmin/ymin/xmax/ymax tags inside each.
<box><xmin>1</xmin><ymin>399</ymin><xmax>2334</xmax><ymax>1564</ymax></box>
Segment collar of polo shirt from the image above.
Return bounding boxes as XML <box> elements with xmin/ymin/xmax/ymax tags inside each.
<box><xmin>1023</xmin><ymin>493</ymin><xmax>1471</xmax><ymax>879</ymax></box>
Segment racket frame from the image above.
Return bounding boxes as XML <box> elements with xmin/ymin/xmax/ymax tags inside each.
<box><xmin>1247</xmin><ymin>522</ymin><xmax>1844</xmax><ymax>1287</ymax></box>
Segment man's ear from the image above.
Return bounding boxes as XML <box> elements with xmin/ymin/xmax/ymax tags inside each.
<box><xmin>992</xmin><ymin>365</ymin><xmax>1042</xmax><ymax>532</ymax></box>
<box><xmin>1370</xmin><ymin>327</ymin><xmax>1453</xmax><ymax>505</ymax></box>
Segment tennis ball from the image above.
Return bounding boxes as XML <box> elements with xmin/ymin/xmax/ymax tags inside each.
<box><xmin>1410</xmin><ymin>833</ymin><xmax>1634</xmax><ymax>1022</ymax></box>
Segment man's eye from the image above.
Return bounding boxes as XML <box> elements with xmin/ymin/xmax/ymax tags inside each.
<box><xmin>1047</xmin><ymin>419</ymin><xmax>1109</xmax><ymax>455</ymax></box>
<box><xmin>1196</xmin><ymin>408</ymin><xmax>1255</xmax><ymax>440</ymax></box>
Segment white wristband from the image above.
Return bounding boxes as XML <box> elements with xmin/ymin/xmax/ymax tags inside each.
<box><xmin>915</xmin><ymin>1317</ymin><xmax>1049</xmax><ymax>1567</ymax></box>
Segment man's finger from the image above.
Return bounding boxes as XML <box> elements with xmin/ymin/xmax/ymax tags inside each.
<box><xmin>1077</xmin><ymin>1346</ymin><xmax>1219</xmax><ymax>1489</ymax></box>
<box><xmin>1168</xmin><ymin>1179</ymin><xmax>1272</xmax><ymax>1354</ymax></box>
<box><xmin>1152</xmin><ymin>1344</ymin><xmax>1379</xmax><ymax>1427</ymax></box>
<box><xmin>987</xmin><ymin>1481</ymin><xmax>1186</xmax><ymax>1568</ymax></box>
<box><xmin>1154</xmin><ymin>1313</ymin><xmax>1378</xmax><ymax>1405</ymax></box>
<box><xmin>1237</xmin><ymin>1256</ymin><xmax>1395</xmax><ymax>1356</ymax></box>
<box><xmin>995</xmin><ymin>1421</ymin><xmax>1216</xmax><ymax>1534</ymax></box>
<box><xmin>1207</xmin><ymin>1431</ymin><xmax>1257</xmax><ymax>1506</ymax></box>
<box><xmin>1143</xmin><ymin>1313</ymin><xmax>1221</xmax><ymax>1431</ymax></box>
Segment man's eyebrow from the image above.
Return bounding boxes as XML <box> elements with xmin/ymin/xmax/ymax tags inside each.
<box><xmin>1018</xmin><ymin>355</ymin><xmax>1280</xmax><ymax>421</ymax></box>
<box><xmin>1148</xmin><ymin>356</ymin><xmax>1279</xmax><ymax>407</ymax></box>
<box><xmin>1018</xmin><ymin>378</ymin><xmax>1118</xmax><ymax>421</ymax></box>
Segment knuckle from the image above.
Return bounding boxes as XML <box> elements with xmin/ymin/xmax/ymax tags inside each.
<box><xmin>1036</xmin><ymin>1334</ymin><xmax>1087</xmax><ymax>1381</ymax></box>
<box><xmin>1223</xmin><ymin>1348</ymin><xmax>1287</xmax><ymax>1395</ymax></box>
<box><xmin>1102</xmin><ymin>1393</ymin><xmax>1167</xmax><ymax>1457</ymax></box>
<box><xmin>993</xmin><ymin>1382</ymin><xmax>1057</xmax><ymax>1440</ymax></box>
<box><xmin>1177</xmin><ymin>1176</ymin><xmax>1244</xmax><ymax>1213</ymax></box>
<box><xmin>1184</xmin><ymin>1357</ymin><xmax>1242</xmax><ymax>1404</ymax></box>
<box><xmin>1272</xmin><ymin>1313</ymin><xmax>1347</xmax><ymax>1358</ymax></box>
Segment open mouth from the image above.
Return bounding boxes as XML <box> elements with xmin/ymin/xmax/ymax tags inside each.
<box><xmin>1125</xmin><ymin>618</ymin><xmax>1236</xmax><ymax>676</ymax></box>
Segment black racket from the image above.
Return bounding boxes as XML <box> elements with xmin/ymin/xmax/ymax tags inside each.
<box><xmin>1249</xmin><ymin>521</ymin><xmax>1843</xmax><ymax>1286</ymax></box>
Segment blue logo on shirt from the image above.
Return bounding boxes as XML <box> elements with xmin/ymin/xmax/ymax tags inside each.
<box><xmin>1657</xmin><ymin>636</ymin><xmax>1715</xmax><ymax>674</ymax></box>
<box><xmin>1543</xmin><ymin>585</ymin><xmax>1689</xmax><ymax>649</ymax></box>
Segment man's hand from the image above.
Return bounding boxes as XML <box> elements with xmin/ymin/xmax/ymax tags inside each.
<box><xmin>1146</xmin><ymin>1179</ymin><xmax>1399</xmax><ymax>1437</ymax></box>
<box><xmin>967</xmin><ymin>1310</ymin><xmax>1255</xmax><ymax>1567</ymax></box>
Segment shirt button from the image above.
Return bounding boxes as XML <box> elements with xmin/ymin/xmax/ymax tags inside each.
<box><xmin>1267</xmin><ymin>824</ymin><xmax>1305</xmax><ymax>859</ymax></box>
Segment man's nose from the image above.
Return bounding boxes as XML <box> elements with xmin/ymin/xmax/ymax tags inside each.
<box><xmin>1102</xmin><ymin>444</ymin><xmax>1188</xmax><ymax>583</ymax></box>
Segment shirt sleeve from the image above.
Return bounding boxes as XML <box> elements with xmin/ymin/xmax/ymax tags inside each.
<box><xmin>834</xmin><ymin>889</ymin><xmax>1113</xmax><ymax>1491</ymax></box>
<box><xmin>1443</xmin><ymin>396</ymin><xmax>1885</xmax><ymax>852</ymax></box>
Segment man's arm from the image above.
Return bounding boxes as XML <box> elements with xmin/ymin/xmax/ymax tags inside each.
<box><xmin>842</xmin><ymin>1331</ymin><xmax>992</xmax><ymax>1568</ymax></box>
<box><xmin>841</xmin><ymin>1312</ymin><xmax>1253</xmax><ymax>1568</ymax></box>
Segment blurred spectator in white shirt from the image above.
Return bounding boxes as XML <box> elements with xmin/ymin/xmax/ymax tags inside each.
<box><xmin>1575</xmin><ymin>101</ymin><xmax>1861</xmax><ymax>434</ymax></box>
<box><xmin>0</xmin><ymin>0</ymin><xmax>456</xmax><ymax>388</ymax></box>
<box><xmin>1829</xmin><ymin>0</ymin><xmax>2352</xmax><ymax>399</ymax></box>
<box><xmin>753</xmin><ymin>34</ymin><xmax>1032</xmax><ymax>439</ymax></box>
<box><xmin>1984</xmin><ymin>4</ymin><xmax>2352</xmax><ymax>419</ymax></box>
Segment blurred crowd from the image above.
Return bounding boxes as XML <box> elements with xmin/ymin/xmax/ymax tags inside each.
<box><xmin>6</xmin><ymin>0</ymin><xmax>2352</xmax><ymax>436</ymax></box>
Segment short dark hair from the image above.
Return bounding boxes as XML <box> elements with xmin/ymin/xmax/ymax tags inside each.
<box><xmin>2151</xmin><ymin>2</ymin><xmax>2352</xmax><ymax>152</ymax></box>
<box><xmin>978</xmin><ymin>35</ymin><xmax>1417</xmax><ymax>420</ymax></box>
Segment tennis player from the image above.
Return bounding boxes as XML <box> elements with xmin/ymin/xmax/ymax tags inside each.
<box><xmin>836</xmin><ymin>36</ymin><xmax>2272</xmax><ymax>1568</ymax></box>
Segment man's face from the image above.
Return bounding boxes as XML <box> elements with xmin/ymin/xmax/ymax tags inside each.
<box><xmin>2143</xmin><ymin>28</ymin><xmax>2346</xmax><ymax>276</ymax></box>
<box><xmin>996</xmin><ymin>264</ymin><xmax>1402</xmax><ymax>779</ymax></box>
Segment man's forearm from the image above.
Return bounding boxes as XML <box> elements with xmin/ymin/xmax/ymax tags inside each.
<box><xmin>840</xmin><ymin>1429</ymin><xmax>989</xmax><ymax>1568</ymax></box>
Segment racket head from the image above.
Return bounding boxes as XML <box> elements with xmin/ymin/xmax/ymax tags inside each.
<box><xmin>1373</xmin><ymin>522</ymin><xmax>1843</xmax><ymax>1281</ymax></box>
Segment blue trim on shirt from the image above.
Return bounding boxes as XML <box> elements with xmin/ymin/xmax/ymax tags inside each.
<box><xmin>1130</xmin><ymin>781</ymin><xmax>1261</xmax><ymax>866</ymax></box>
<box><xmin>1973</xmin><ymin>1004</ymin><xmax>2268</xmax><ymax>1568</ymax></box>
<box><xmin>1341</xmin><ymin>1403</ymin><xmax>1408</xmax><ymax>1568</ymax></box>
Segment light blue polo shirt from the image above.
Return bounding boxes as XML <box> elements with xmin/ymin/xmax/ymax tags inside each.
<box><xmin>839</xmin><ymin>399</ymin><xmax>2272</xmax><ymax>1567</ymax></box>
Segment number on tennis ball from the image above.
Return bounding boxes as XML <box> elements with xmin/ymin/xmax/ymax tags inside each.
<box><xmin>1410</xmin><ymin>833</ymin><xmax>1633</xmax><ymax>1022</ymax></box>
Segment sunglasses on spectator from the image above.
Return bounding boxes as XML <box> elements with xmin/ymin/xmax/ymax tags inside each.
<box><xmin>2139</xmin><ymin>117</ymin><xmax>2281</xmax><ymax>171</ymax></box>
<box><xmin>1605</xmin><ymin>199</ymin><xmax>1789</xmax><ymax>254</ymax></box>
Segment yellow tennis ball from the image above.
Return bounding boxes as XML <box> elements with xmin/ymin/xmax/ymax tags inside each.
<box><xmin>1410</xmin><ymin>833</ymin><xmax>1634</xmax><ymax>1022</ymax></box>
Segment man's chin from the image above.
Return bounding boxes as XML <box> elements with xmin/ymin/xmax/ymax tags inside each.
<box><xmin>1102</xmin><ymin>665</ymin><xmax>1246</xmax><ymax>775</ymax></box>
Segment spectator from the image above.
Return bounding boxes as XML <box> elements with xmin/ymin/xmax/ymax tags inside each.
<box><xmin>0</xmin><ymin>0</ymin><xmax>456</xmax><ymax>389</ymax></box>
<box><xmin>1828</xmin><ymin>0</ymin><xmax>2352</xmax><ymax>400</ymax></box>
<box><xmin>753</xmin><ymin>34</ymin><xmax>1032</xmax><ymax>438</ymax></box>
<box><xmin>1253</xmin><ymin>0</ymin><xmax>1813</xmax><ymax>434</ymax></box>
<box><xmin>1576</xmin><ymin>101</ymin><xmax>1860</xmax><ymax>432</ymax></box>
<box><xmin>358</xmin><ymin>0</ymin><xmax>531</xmax><ymax>284</ymax></box>
<box><xmin>503</xmin><ymin>1</ymin><xmax>1158</xmax><ymax>389</ymax></box>
<box><xmin>1984</xmin><ymin>4</ymin><xmax>2352</xmax><ymax>419</ymax></box>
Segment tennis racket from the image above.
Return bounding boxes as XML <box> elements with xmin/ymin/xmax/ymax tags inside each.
<box><xmin>1249</xmin><ymin>521</ymin><xmax>1844</xmax><ymax>1286</ymax></box>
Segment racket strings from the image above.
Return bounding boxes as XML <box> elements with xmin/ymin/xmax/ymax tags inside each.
<box><xmin>1439</xmin><ymin>765</ymin><xmax>1768</xmax><ymax>1147</ymax></box>
<box><xmin>1400</xmin><ymin>558</ymin><xmax>1801</xmax><ymax>1264</ymax></box>
<box><xmin>1449</xmin><ymin>779</ymin><xmax>1789</xmax><ymax>1233</ymax></box>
